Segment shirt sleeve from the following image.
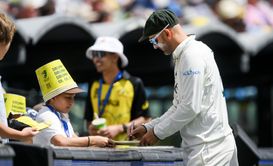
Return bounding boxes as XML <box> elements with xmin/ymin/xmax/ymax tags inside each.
<box><xmin>144</xmin><ymin>105</ymin><xmax>176</xmax><ymax>130</ymax></box>
<box><xmin>154</xmin><ymin>49</ymin><xmax>206</xmax><ymax>140</ymax></box>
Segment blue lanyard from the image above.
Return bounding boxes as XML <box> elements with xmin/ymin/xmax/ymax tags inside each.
<box><xmin>46</xmin><ymin>104</ymin><xmax>70</xmax><ymax>137</ymax></box>
<box><xmin>97</xmin><ymin>71</ymin><xmax>123</xmax><ymax>117</ymax></box>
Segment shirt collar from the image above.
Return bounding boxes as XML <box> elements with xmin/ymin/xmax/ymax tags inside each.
<box><xmin>172</xmin><ymin>35</ymin><xmax>195</xmax><ymax>60</ymax></box>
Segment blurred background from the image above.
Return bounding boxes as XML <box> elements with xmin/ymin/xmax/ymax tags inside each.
<box><xmin>1</xmin><ymin>0</ymin><xmax>273</xmax><ymax>148</ymax></box>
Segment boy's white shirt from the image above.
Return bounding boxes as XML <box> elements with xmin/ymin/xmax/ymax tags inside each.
<box><xmin>33</xmin><ymin>106</ymin><xmax>75</xmax><ymax>146</ymax></box>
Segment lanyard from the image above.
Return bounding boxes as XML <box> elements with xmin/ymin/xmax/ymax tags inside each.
<box><xmin>97</xmin><ymin>71</ymin><xmax>123</xmax><ymax>117</ymax></box>
<box><xmin>46</xmin><ymin>104</ymin><xmax>70</xmax><ymax>137</ymax></box>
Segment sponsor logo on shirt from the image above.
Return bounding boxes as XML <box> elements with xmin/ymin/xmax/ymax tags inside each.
<box><xmin>183</xmin><ymin>69</ymin><xmax>200</xmax><ymax>76</ymax></box>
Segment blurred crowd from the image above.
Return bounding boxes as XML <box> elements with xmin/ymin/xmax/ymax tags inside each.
<box><xmin>1</xmin><ymin>0</ymin><xmax>273</xmax><ymax>33</ymax></box>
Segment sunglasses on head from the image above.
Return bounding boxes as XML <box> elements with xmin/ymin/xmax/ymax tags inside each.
<box><xmin>92</xmin><ymin>51</ymin><xmax>107</xmax><ymax>58</ymax></box>
<box><xmin>149</xmin><ymin>24</ymin><xmax>169</xmax><ymax>45</ymax></box>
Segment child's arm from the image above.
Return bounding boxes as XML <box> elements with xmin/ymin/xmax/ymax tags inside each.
<box><xmin>0</xmin><ymin>124</ymin><xmax>38</xmax><ymax>141</ymax></box>
<box><xmin>51</xmin><ymin>134</ymin><xmax>113</xmax><ymax>147</ymax></box>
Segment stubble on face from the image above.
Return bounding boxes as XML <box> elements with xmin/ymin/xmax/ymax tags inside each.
<box><xmin>157</xmin><ymin>42</ymin><xmax>172</xmax><ymax>56</ymax></box>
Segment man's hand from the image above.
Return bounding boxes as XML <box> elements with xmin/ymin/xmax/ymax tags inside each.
<box><xmin>139</xmin><ymin>129</ymin><xmax>159</xmax><ymax>146</ymax></box>
<box><xmin>130</xmin><ymin>125</ymin><xmax>147</xmax><ymax>140</ymax></box>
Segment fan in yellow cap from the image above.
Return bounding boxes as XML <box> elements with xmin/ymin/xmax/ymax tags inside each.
<box><xmin>33</xmin><ymin>59</ymin><xmax>114</xmax><ymax>148</ymax></box>
<box><xmin>35</xmin><ymin>59</ymin><xmax>84</xmax><ymax>102</ymax></box>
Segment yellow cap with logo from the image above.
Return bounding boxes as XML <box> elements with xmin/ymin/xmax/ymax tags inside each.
<box><xmin>35</xmin><ymin>59</ymin><xmax>84</xmax><ymax>102</ymax></box>
<box><xmin>4</xmin><ymin>93</ymin><xmax>26</xmax><ymax>118</ymax></box>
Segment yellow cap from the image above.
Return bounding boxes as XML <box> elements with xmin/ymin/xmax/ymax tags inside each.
<box><xmin>4</xmin><ymin>93</ymin><xmax>26</xmax><ymax>118</ymax></box>
<box><xmin>35</xmin><ymin>59</ymin><xmax>83</xmax><ymax>102</ymax></box>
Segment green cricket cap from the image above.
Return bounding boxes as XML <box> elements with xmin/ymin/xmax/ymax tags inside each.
<box><xmin>138</xmin><ymin>9</ymin><xmax>180</xmax><ymax>42</ymax></box>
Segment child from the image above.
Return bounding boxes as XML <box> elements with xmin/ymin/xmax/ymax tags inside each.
<box><xmin>33</xmin><ymin>59</ymin><xmax>113</xmax><ymax>147</ymax></box>
<box><xmin>0</xmin><ymin>12</ymin><xmax>38</xmax><ymax>143</ymax></box>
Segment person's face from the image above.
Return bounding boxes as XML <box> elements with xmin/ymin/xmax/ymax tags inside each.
<box><xmin>49</xmin><ymin>93</ymin><xmax>75</xmax><ymax>113</ymax></box>
<box><xmin>149</xmin><ymin>25</ymin><xmax>172</xmax><ymax>55</ymax></box>
<box><xmin>152</xmin><ymin>36</ymin><xmax>170</xmax><ymax>55</ymax></box>
<box><xmin>91</xmin><ymin>51</ymin><xmax>119</xmax><ymax>73</ymax></box>
<box><xmin>0</xmin><ymin>42</ymin><xmax>11</xmax><ymax>60</ymax></box>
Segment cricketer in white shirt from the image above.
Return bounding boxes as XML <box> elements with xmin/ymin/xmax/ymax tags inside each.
<box><xmin>145</xmin><ymin>36</ymin><xmax>238</xmax><ymax>165</ymax></box>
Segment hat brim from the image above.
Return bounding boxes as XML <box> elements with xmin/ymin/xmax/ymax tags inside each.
<box><xmin>65</xmin><ymin>87</ymin><xmax>85</xmax><ymax>94</ymax></box>
<box><xmin>118</xmin><ymin>53</ymin><xmax>128</xmax><ymax>67</ymax></box>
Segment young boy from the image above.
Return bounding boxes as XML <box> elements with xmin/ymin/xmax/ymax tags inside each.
<box><xmin>0</xmin><ymin>12</ymin><xmax>38</xmax><ymax>143</ymax></box>
<box><xmin>33</xmin><ymin>59</ymin><xmax>113</xmax><ymax>147</ymax></box>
